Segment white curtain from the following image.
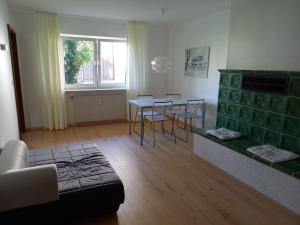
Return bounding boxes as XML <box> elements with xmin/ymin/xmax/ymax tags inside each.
<box><xmin>127</xmin><ymin>21</ymin><xmax>149</xmax><ymax>100</ymax></box>
<box><xmin>37</xmin><ymin>12</ymin><xmax>67</xmax><ymax>130</ymax></box>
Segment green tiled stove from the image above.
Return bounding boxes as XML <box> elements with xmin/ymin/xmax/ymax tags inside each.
<box><xmin>194</xmin><ymin>69</ymin><xmax>300</xmax><ymax>179</ymax></box>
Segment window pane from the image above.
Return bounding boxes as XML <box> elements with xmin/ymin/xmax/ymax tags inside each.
<box><xmin>64</xmin><ymin>39</ymin><xmax>95</xmax><ymax>85</ymax></box>
<box><xmin>100</xmin><ymin>42</ymin><xmax>126</xmax><ymax>84</ymax></box>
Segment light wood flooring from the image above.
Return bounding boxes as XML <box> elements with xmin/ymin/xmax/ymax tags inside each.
<box><xmin>22</xmin><ymin>122</ymin><xmax>300</xmax><ymax>225</ymax></box>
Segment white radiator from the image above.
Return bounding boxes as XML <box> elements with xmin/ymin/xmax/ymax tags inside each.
<box><xmin>65</xmin><ymin>90</ymin><xmax>127</xmax><ymax>124</ymax></box>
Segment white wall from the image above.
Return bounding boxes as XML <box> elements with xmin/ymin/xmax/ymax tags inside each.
<box><xmin>148</xmin><ymin>25</ymin><xmax>169</xmax><ymax>97</ymax></box>
<box><xmin>227</xmin><ymin>0</ymin><xmax>300</xmax><ymax>71</ymax></box>
<box><xmin>59</xmin><ymin>15</ymin><xmax>127</xmax><ymax>38</ymax></box>
<box><xmin>0</xmin><ymin>0</ymin><xmax>19</xmax><ymax>147</ymax></box>
<box><xmin>168</xmin><ymin>10</ymin><xmax>231</xmax><ymax>128</ymax></box>
<box><xmin>12</xmin><ymin>10</ymin><xmax>43</xmax><ymax>129</ymax></box>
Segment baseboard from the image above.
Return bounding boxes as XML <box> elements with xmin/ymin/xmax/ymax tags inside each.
<box><xmin>24</xmin><ymin>119</ymin><xmax>128</xmax><ymax>132</ymax></box>
<box><xmin>74</xmin><ymin>119</ymin><xmax>127</xmax><ymax>126</ymax></box>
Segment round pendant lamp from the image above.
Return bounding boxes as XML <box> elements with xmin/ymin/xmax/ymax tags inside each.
<box><xmin>151</xmin><ymin>9</ymin><xmax>171</xmax><ymax>74</ymax></box>
<box><xmin>151</xmin><ymin>56</ymin><xmax>171</xmax><ymax>74</ymax></box>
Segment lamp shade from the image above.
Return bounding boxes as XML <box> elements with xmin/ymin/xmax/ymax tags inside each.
<box><xmin>151</xmin><ymin>56</ymin><xmax>171</xmax><ymax>74</ymax></box>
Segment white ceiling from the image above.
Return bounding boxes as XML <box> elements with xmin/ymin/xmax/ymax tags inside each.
<box><xmin>8</xmin><ymin>0</ymin><xmax>230</xmax><ymax>23</ymax></box>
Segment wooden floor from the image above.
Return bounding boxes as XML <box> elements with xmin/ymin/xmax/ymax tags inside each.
<box><xmin>22</xmin><ymin>122</ymin><xmax>300</xmax><ymax>225</ymax></box>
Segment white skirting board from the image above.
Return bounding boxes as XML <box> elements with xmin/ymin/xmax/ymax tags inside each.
<box><xmin>193</xmin><ymin>134</ymin><xmax>300</xmax><ymax>215</ymax></box>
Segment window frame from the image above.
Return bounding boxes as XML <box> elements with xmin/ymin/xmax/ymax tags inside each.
<box><xmin>62</xmin><ymin>35</ymin><xmax>128</xmax><ymax>90</ymax></box>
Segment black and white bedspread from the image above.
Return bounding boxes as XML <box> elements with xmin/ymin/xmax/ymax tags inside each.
<box><xmin>29</xmin><ymin>143</ymin><xmax>123</xmax><ymax>194</ymax></box>
<box><xmin>1</xmin><ymin>143</ymin><xmax>125</xmax><ymax>225</ymax></box>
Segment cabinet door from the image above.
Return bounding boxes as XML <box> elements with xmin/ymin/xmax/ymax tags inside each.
<box><xmin>100</xmin><ymin>94</ymin><xmax>126</xmax><ymax>120</ymax></box>
<box><xmin>73</xmin><ymin>95</ymin><xmax>100</xmax><ymax>123</ymax></box>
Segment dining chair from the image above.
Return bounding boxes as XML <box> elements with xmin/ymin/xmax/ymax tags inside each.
<box><xmin>133</xmin><ymin>94</ymin><xmax>158</xmax><ymax>133</ymax></box>
<box><xmin>176</xmin><ymin>99</ymin><xmax>205</xmax><ymax>142</ymax></box>
<box><xmin>144</xmin><ymin>100</ymin><xmax>176</xmax><ymax>147</ymax></box>
<box><xmin>165</xmin><ymin>93</ymin><xmax>183</xmax><ymax>128</ymax></box>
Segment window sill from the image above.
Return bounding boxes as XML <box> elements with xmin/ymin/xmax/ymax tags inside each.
<box><xmin>64</xmin><ymin>88</ymin><xmax>128</xmax><ymax>92</ymax></box>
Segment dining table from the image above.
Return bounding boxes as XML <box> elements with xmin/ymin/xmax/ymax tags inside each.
<box><xmin>128</xmin><ymin>97</ymin><xmax>206</xmax><ymax>145</ymax></box>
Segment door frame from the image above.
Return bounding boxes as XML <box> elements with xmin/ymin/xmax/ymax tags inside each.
<box><xmin>7</xmin><ymin>24</ymin><xmax>26</xmax><ymax>136</ymax></box>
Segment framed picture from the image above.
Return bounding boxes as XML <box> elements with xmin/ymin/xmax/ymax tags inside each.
<box><xmin>184</xmin><ymin>46</ymin><xmax>210</xmax><ymax>78</ymax></box>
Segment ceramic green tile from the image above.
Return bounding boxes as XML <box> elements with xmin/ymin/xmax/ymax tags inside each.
<box><xmin>239</xmin><ymin>106</ymin><xmax>252</xmax><ymax>122</ymax></box>
<box><xmin>219</xmin><ymin>88</ymin><xmax>229</xmax><ymax>102</ymax></box>
<box><xmin>268</xmin><ymin>95</ymin><xmax>286</xmax><ymax>113</ymax></box>
<box><xmin>240</xmin><ymin>91</ymin><xmax>253</xmax><ymax>106</ymax></box>
<box><xmin>276</xmin><ymin>159</ymin><xmax>300</xmax><ymax>173</ymax></box>
<box><xmin>226</xmin><ymin>118</ymin><xmax>238</xmax><ymax>131</ymax></box>
<box><xmin>214</xmin><ymin>69</ymin><xmax>300</xmax><ymax>179</ymax></box>
<box><xmin>238</xmin><ymin>121</ymin><xmax>251</xmax><ymax>136</ymax></box>
<box><xmin>227</xmin><ymin>104</ymin><xmax>239</xmax><ymax>118</ymax></box>
<box><xmin>228</xmin><ymin>89</ymin><xmax>241</xmax><ymax>104</ymax></box>
<box><xmin>220</xmin><ymin>73</ymin><xmax>230</xmax><ymax>86</ymax></box>
<box><xmin>230</xmin><ymin>73</ymin><xmax>241</xmax><ymax>88</ymax></box>
<box><xmin>264</xmin><ymin>130</ymin><xmax>281</xmax><ymax>147</ymax></box>
<box><xmin>255</xmin><ymin>70</ymin><xmax>272</xmax><ymax>75</ymax></box>
<box><xmin>266</xmin><ymin>112</ymin><xmax>284</xmax><ymax>131</ymax></box>
<box><xmin>286</xmin><ymin>97</ymin><xmax>300</xmax><ymax>118</ymax></box>
<box><xmin>289</xmin><ymin>72</ymin><xmax>300</xmax><ymax>76</ymax></box>
<box><xmin>289</xmin><ymin>76</ymin><xmax>300</xmax><ymax>97</ymax></box>
<box><xmin>252</xmin><ymin>110</ymin><xmax>267</xmax><ymax>126</ymax></box>
<box><xmin>217</xmin><ymin>102</ymin><xmax>227</xmax><ymax>114</ymax></box>
<box><xmin>283</xmin><ymin>116</ymin><xmax>300</xmax><ymax>138</ymax></box>
<box><xmin>271</xmin><ymin>71</ymin><xmax>289</xmax><ymax>76</ymax></box>
<box><xmin>216</xmin><ymin>69</ymin><xmax>300</xmax><ymax>177</ymax></box>
<box><xmin>253</xmin><ymin>93</ymin><xmax>268</xmax><ymax>110</ymax></box>
<box><xmin>272</xmin><ymin>164</ymin><xmax>294</xmax><ymax>175</ymax></box>
<box><xmin>216</xmin><ymin>115</ymin><xmax>226</xmax><ymax>128</ymax></box>
<box><xmin>250</xmin><ymin>126</ymin><xmax>264</xmax><ymax>144</ymax></box>
<box><xmin>280</xmin><ymin>135</ymin><xmax>299</xmax><ymax>154</ymax></box>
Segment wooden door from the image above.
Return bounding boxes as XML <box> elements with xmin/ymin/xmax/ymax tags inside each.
<box><xmin>7</xmin><ymin>24</ymin><xmax>25</xmax><ymax>135</ymax></box>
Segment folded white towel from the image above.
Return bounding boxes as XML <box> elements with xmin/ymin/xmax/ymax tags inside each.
<box><xmin>206</xmin><ymin>128</ymin><xmax>243</xmax><ymax>140</ymax></box>
<box><xmin>247</xmin><ymin>145</ymin><xmax>299</xmax><ymax>163</ymax></box>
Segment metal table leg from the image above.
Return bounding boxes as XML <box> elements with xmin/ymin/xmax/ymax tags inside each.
<box><xmin>129</xmin><ymin>102</ymin><xmax>132</xmax><ymax>135</ymax></box>
<box><xmin>140</xmin><ymin>107</ymin><xmax>144</xmax><ymax>145</ymax></box>
<box><xmin>202</xmin><ymin>102</ymin><xmax>206</xmax><ymax>128</ymax></box>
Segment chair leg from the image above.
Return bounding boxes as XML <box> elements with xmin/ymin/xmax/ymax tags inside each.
<box><xmin>133</xmin><ymin>107</ymin><xmax>139</xmax><ymax>132</ymax></box>
<box><xmin>171</xmin><ymin>114</ymin><xmax>175</xmax><ymax>135</ymax></box>
<box><xmin>183</xmin><ymin>117</ymin><xmax>188</xmax><ymax>142</ymax></box>
<box><xmin>162</xmin><ymin>121</ymin><xmax>165</xmax><ymax>135</ymax></box>
<box><xmin>152</xmin><ymin>121</ymin><xmax>156</xmax><ymax>147</ymax></box>
<box><xmin>172</xmin><ymin>117</ymin><xmax>176</xmax><ymax>144</ymax></box>
<box><xmin>190</xmin><ymin>118</ymin><xmax>193</xmax><ymax>133</ymax></box>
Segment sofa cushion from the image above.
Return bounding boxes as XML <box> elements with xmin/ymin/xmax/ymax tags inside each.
<box><xmin>0</xmin><ymin>140</ymin><xmax>28</xmax><ymax>174</ymax></box>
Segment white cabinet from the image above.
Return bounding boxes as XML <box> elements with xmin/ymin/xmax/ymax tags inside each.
<box><xmin>65</xmin><ymin>90</ymin><xmax>127</xmax><ymax>124</ymax></box>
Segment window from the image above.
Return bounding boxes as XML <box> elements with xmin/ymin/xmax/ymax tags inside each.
<box><xmin>63</xmin><ymin>36</ymin><xmax>127</xmax><ymax>89</ymax></box>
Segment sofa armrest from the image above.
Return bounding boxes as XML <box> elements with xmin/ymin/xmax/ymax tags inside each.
<box><xmin>0</xmin><ymin>164</ymin><xmax>59</xmax><ymax>212</ymax></box>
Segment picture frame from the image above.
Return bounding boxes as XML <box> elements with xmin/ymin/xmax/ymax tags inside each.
<box><xmin>184</xmin><ymin>46</ymin><xmax>210</xmax><ymax>78</ymax></box>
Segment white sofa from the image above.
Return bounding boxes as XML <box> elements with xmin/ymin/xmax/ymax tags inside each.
<box><xmin>0</xmin><ymin>140</ymin><xmax>58</xmax><ymax>212</ymax></box>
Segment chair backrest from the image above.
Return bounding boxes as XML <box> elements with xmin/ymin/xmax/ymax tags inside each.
<box><xmin>152</xmin><ymin>100</ymin><xmax>173</xmax><ymax>116</ymax></box>
<box><xmin>165</xmin><ymin>93</ymin><xmax>181</xmax><ymax>99</ymax></box>
<box><xmin>186</xmin><ymin>99</ymin><xmax>205</xmax><ymax>116</ymax></box>
<box><xmin>137</xmin><ymin>94</ymin><xmax>154</xmax><ymax>100</ymax></box>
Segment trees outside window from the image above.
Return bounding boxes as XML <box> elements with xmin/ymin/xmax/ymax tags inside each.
<box><xmin>64</xmin><ymin>39</ymin><xmax>94</xmax><ymax>84</ymax></box>
<box><xmin>63</xmin><ymin>37</ymin><xmax>127</xmax><ymax>88</ymax></box>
